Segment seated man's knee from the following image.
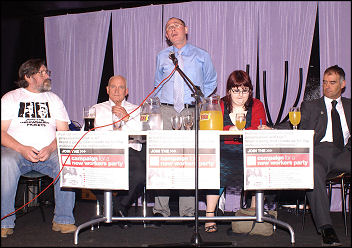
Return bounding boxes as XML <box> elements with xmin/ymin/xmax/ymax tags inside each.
<box><xmin>1</xmin><ymin>148</ymin><xmax>21</xmax><ymax>172</ymax></box>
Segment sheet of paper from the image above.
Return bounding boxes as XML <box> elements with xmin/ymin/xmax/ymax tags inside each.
<box><xmin>57</xmin><ymin>131</ymin><xmax>129</xmax><ymax>190</ymax></box>
<box><xmin>146</xmin><ymin>130</ymin><xmax>220</xmax><ymax>189</ymax></box>
<box><xmin>243</xmin><ymin>130</ymin><xmax>314</xmax><ymax>190</ymax></box>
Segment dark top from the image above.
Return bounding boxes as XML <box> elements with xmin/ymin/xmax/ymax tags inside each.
<box><xmin>219</xmin><ymin>98</ymin><xmax>267</xmax><ymax>187</ymax></box>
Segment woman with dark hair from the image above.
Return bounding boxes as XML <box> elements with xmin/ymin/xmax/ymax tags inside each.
<box><xmin>204</xmin><ymin>70</ymin><xmax>271</xmax><ymax>233</ymax></box>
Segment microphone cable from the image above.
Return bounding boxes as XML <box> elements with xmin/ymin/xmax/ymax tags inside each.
<box><xmin>1</xmin><ymin>66</ymin><xmax>177</xmax><ymax>221</ymax></box>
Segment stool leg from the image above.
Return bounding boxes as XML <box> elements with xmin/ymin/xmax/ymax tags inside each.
<box><xmin>302</xmin><ymin>193</ymin><xmax>307</xmax><ymax>231</ymax></box>
<box><xmin>23</xmin><ymin>182</ymin><xmax>28</xmax><ymax>213</ymax></box>
<box><xmin>38</xmin><ymin>178</ymin><xmax>46</xmax><ymax>222</ymax></box>
<box><xmin>341</xmin><ymin>177</ymin><xmax>347</xmax><ymax>236</ymax></box>
<box><xmin>295</xmin><ymin>199</ymin><xmax>299</xmax><ymax>216</ymax></box>
<box><xmin>143</xmin><ymin>186</ymin><xmax>147</xmax><ymax>228</ymax></box>
<box><xmin>328</xmin><ymin>182</ymin><xmax>333</xmax><ymax>207</ymax></box>
<box><xmin>240</xmin><ymin>189</ymin><xmax>245</xmax><ymax>209</ymax></box>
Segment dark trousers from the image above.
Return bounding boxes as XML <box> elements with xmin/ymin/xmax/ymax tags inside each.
<box><xmin>93</xmin><ymin>145</ymin><xmax>146</xmax><ymax>212</ymax></box>
<box><xmin>306</xmin><ymin>142</ymin><xmax>351</xmax><ymax>231</ymax></box>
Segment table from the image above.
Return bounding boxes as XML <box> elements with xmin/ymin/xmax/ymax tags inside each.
<box><xmin>56</xmin><ymin>130</ymin><xmax>310</xmax><ymax>245</ymax></box>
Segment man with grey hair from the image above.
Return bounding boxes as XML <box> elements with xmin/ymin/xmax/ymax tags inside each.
<box><xmin>88</xmin><ymin>75</ymin><xmax>145</xmax><ymax>229</ymax></box>
<box><xmin>300</xmin><ymin>65</ymin><xmax>350</xmax><ymax>246</ymax></box>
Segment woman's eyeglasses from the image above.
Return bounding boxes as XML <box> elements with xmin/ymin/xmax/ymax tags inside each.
<box><xmin>231</xmin><ymin>88</ymin><xmax>249</xmax><ymax>95</ymax></box>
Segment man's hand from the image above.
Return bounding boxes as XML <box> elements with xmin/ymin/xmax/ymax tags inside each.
<box><xmin>112</xmin><ymin>105</ymin><xmax>130</xmax><ymax>122</ymax></box>
<box><xmin>37</xmin><ymin>146</ymin><xmax>53</xmax><ymax>161</ymax></box>
<box><xmin>19</xmin><ymin>146</ymin><xmax>40</xmax><ymax>162</ymax></box>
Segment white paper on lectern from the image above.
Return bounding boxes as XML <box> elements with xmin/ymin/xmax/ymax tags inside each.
<box><xmin>243</xmin><ymin>130</ymin><xmax>314</xmax><ymax>190</ymax></box>
<box><xmin>146</xmin><ymin>130</ymin><xmax>220</xmax><ymax>189</ymax></box>
<box><xmin>56</xmin><ymin>131</ymin><xmax>129</xmax><ymax>190</ymax></box>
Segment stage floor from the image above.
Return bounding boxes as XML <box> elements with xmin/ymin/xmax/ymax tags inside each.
<box><xmin>2</xmin><ymin>198</ymin><xmax>351</xmax><ymax>247</ymax></box>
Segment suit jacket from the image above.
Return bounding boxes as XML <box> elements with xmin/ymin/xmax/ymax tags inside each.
<box><xmin>300</xmin><ymin>96</ymin><xmax>351</xmax><ymax>148</ymax></box>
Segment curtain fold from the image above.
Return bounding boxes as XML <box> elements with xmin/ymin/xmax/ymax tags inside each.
<box><xmin>258</xmin><ymin>1</ymin><xmax>317</xmax><ymax>124</ymax></box>
<box><xmin>43</xmin><ymin>2</ymin><xmax>349</xmax><ymax>127</ymax></box>
<box><xmin>111</xmin><ymin>5</ymin><xmax>163</xmax><ymax>106</ymax></box>
<box><xmin>319</xmin><ymin>1</ymin><xmax>351</xmax><ymax>98</ymax></box>
<box><xmin>44</xmin><ymin>10</ymin><xmax>111</xmax><ymax>123</ymax></box>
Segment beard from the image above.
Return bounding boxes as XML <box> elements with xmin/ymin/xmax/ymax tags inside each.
<box><xmin>40</xmin><ymin>79</ymin><xmax>52</xmax><ymax>92</ymax></box>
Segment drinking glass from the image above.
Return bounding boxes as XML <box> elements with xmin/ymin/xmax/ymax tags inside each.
<box><xmin>183</xmin><ymin>114</ymin><xmax>194</xmax><ymax>130</ymax></box>
<box><xmin>148</xmin><ymin>113</ymin><xmax>163</xmax><ymax>130</ymax></box>
<box><xmin>171</xmin><ymin>115</ymin><xmax>182</xmax><ymax>130</ymax></box>
<box><xmin>83</xmin><ymin>107</ymin><xmax>96</xmax><ymax>131</ymax></box>
<box><xmin>289</xmin><ymin>107</ymin><xmax>301</xmax><ymax>130</ymax></box>
<box><xmin>235</xmin><ymin>113</ymin><xmax>246</xmax><ymax>130</ymax></box>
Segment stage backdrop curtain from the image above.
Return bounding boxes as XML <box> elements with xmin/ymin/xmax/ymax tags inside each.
<box><xmin>257</xmin><ymin>1</ymin><xmax>317</xmax><ymax>125</ymax></box>
<box><xmin>163</xmin><ymin>1</ymin><xmax>259</xmax><ymax>99</ymax></box>
<box><xmin>319</xmin><ymin>1</ymin><xmax>351</xmax><ymax>98</ymax></box>
<box><xmin>111</xmin><ymin>5</ymin><xmax>163</xmax><ymax>106</ymax></box>
<box><xmin>44</xmin><ymin>10</ymin><xmax>111</xmax><ymax>123</ymax></box>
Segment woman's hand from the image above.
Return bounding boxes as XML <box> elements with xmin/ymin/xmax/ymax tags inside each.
<box><xmin>257</xmin><ymin>124</ymin><xmax>273</xmax><ymax>130</ymax></box>
<box><xmin>229</xmin><ymin>125</ymin><xmax>239</xmax><ymax>131</ymax></box>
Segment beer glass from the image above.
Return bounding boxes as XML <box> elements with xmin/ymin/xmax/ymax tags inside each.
<box><xmin>235</xmin><ymin>113</ymin><xmax>246</xmax><ymax>130</ymax></box>
<box><xmin>83</xmin><ymin>107</ymin><xmax>96</xmax><ymax>131</ymax></box>
<box><xmin>289</xmin><ymin>107</ymin><xmax>301</xmax><ymax>130</ymax></box>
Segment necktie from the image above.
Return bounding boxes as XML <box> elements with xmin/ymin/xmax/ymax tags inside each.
<box><xmin>173</xmin><ymin>51</ymin><xmax>184</xmax><ymax>113</ymax></box>
<box><xmin>331</xmin><ymin>100</ymin><xmax>344</xmax><ymax>149</ymax></box>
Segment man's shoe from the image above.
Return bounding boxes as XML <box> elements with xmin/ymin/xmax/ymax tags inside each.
<box><xmin>1</xmin><ymin>228</ymin><xmax>14</xmax><ymax>238</ymax></box>
<box><xmin>321</xmin><ymin>227</ymin><xmax>342</xmax><ymax>246</ymax></box>
<box><xmin>52</xmin><ymin>222</ymin><xmax>77</xmax><ymax>234</ymax></box>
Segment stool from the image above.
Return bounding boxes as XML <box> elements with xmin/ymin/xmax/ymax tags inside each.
<box><xmin>19</xmin><ymin>170</ymin><xmax>48</xmax><ymax>222</ymax></box>
<box><xmin>302</xmin><ymin>172</ymin><xmax>351</xmax><ymax>235</ymax></box>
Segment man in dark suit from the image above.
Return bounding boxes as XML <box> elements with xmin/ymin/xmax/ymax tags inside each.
<box><xmin>300</xmin><ymin>65</ymin><xmax>351</xmax><ymax>246</ymax></box>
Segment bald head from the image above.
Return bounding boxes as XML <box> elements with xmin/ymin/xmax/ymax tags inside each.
<box><xmin>108</xmin><ymin>75</ymin><xmax>127</xmax><ymax>86</ymax></box>
<box><xmin>106</xmin><ymin>75</ymin><xmax>128</xmax><ymax>105</ymax></box>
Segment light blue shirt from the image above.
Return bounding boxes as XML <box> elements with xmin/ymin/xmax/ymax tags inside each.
<box><xmin>153</xmin><ymin>43</ymin><xmax>217</xmax><ymax>105</ymax></box>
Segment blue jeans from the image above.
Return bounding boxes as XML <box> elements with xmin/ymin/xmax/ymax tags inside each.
<box><xmin>1</xmin><ymin>146</ymin><xmax>75</xmax><ymax>228</ymax></box>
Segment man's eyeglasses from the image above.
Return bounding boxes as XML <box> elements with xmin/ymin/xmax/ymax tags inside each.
<box><xmin>166</xmin><ymin>23</ymin><xmax>184</xmax><ymax>31</ymax></box>
<box><xmin>231</xmin><ymin>88</ymin><xmax>250</xmax><ymax>95</ymax></box>
<box><xmin>37</xmin><ymin>70</ymin><xmax>51</xmax><ymax>77</ymax></box>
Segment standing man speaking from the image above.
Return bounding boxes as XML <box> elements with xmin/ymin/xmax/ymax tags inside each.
<box><xmin>152</xmin><ymin>17</ymin><xmax>217</xmax><ymax>224</ymax></box>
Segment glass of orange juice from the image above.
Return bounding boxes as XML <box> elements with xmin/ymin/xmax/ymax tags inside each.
<box><xmin>235</xmin><ymin>113</ymin><xmax>246</xmax><ymax>130</ymax></box>
<box><xmin>289</xmin><ymin>107</ymin><xmax>301</xmax><ymax>130</ymax></box>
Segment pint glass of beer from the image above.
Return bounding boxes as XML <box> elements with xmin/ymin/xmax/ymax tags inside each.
<box><xmin>83</xmin><ymin>107</ymin><xmax>96</xmax><ymax>131</ymax></box>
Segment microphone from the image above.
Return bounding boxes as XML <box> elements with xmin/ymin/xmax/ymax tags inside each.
<box><xmin>169</xmin><ymin>52</ymin><xmax>178</xmax><ymax>66</ymax></box>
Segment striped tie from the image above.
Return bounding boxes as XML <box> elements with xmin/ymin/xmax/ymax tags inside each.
<box><xmin>173</xmin><ymin>51</ymin><xmax>184</xmax><ymax>113</ymax></box>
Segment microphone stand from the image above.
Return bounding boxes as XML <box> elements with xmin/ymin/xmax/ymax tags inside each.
<box><xmin>173</xmin><ymin>57</ymin><xmax>203</xmax><ymax>246</ymax></box>
<box><xmin>157</xmin><ymin>54</ymin><xmax>231</xmax><ymax>247</ymax></box>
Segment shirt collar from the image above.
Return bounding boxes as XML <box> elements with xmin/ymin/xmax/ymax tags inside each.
<box><xmin>324</xmin><ymin>96</ymin><xmax>342</xmax><ymax>107</ymax></box>
<box><xmin>173</xmin><ymin>43</ymin><xmax>189</xmax><ymax>55</ymax></box>
<box><xmin>109</xmin><ymin>98</ymin><xmax>126</xmax><ymax>107</ymax></box>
